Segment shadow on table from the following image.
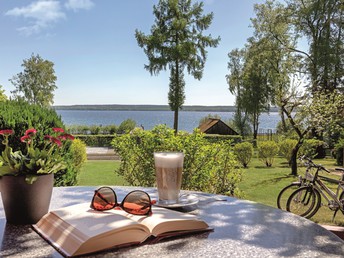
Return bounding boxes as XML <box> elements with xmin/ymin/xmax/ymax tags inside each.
<box><xmin>203</xmin><ymin>197</ymin><xmax>344</xmax><ymax>257</ymax></box>
<box><xmin>1</xmin><ymin>187</ymin><xmax>343</xmax><ymax>257</ymax></box>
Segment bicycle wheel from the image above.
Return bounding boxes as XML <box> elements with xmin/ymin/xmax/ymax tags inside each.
<box><xmin>286</xmin><ymin>186</ymin><xmax>318</xmax><ymax>218</ymax></box>
<box><xmin>301</xmin><ymin>188</ymin><xmax>321</xmax><ymax>219</ymax></box>
<box><xmin>277</xmin><ymin>183</ymin><xmax>301</xmax><ymax>210</ymax></box>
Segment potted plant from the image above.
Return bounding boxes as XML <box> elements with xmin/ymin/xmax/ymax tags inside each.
<box><xmin>0</xmin><ymin>128</ymin><xmax>74</xmax><ymax>224</ymax></box>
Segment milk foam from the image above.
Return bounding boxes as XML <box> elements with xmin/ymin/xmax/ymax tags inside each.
<box><xmin>153</xmin><ymin>152</ymin><xmax>184</xmax><ymax>168</ymax></box>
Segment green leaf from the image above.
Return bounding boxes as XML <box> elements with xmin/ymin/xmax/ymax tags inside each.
<box><xmin>25</xmin><ymin>175</ymin><xmax>38</xmax><ymax>184</ymax></box>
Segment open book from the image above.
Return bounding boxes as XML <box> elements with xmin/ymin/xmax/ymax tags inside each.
<box><xmin>32</xmin><ymin>203</ymin><xmax>210</xmax><ymax>257</ymax></box>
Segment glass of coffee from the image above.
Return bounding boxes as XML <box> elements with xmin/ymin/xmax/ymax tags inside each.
<box><xmin>153</xmin><ymin>152</ymin><xmax>184</xmax><ymax>205</ymax></box>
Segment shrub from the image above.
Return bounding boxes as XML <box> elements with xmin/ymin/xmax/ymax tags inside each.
<box><xmin>118</xmin><ymin>119</ymin><xmax>136</xmax><ymax>134</ymax></box>
<box><xmin>76</xmin><ymin>135</ymin><xmax>114</xmax><ymax>147</ymax></box>
<box><xmin>0</xmin><ymin>99</ymin><xmax>64</xmax><ymax>153</ymax></box>
<box><xmin>69</xmin><ymin>139</ymin><xmax>87</xmax><ymax>169</ymax></box>
<box><xmin>55</xmin><ymin>139</ymin><xmax>87</xmax><ymax>186</ymax></box>
<box><xmin>334</xmin><ymin>139</ymin><xmax>344</xmax><ymax>165</ymax></box>
<box><xmin>203</xmin><ymin>134</ymin><xmax>242</xmax><ymax>144</ymax></box>
<box><xmin>233</xmin><ymin>142</ymin><xmax>253</xmax><ymax>168</ymax></box>
<box><xmin>299</xmin><ymin>139</ymin><xmax>325</xmax><ymax>158</ymax></box>
<box><xmin>258</xmin><ymin>141</ymin><xmax>279</xmax><ymax>167</ymax></box>
<box><xmin>279</xmin><ymin>139</ymin><xmax>297</xmax><ymax>164</ymax></box>
<box><xmin>112</xmin><ymin>125</ymin><xmax>242</xmax><ymax>196</ymax></box>
<box><xmin>0</xmin><ymin>100</ymin><xmax>81</xmax><ymax>186</ymax></box>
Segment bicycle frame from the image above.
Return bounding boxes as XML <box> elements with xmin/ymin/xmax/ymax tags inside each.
<box><xmin>306</xmin><ymin>167</ymin><xmax>344</xmax><ymax>211</ymax></box>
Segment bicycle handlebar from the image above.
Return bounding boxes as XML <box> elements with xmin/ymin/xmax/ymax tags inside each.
<box><xmin>299</xmin><ymin>155</ymin><xmax>330</xmax><ymax>173</ymax></box>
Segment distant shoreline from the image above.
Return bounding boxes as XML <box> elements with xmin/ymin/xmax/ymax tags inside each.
<box><xmin>53</xmin><ymin>104</ymin><xmax>279</xmax><ymax>112</ymax></box>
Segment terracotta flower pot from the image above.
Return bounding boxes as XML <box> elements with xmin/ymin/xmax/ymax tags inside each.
<box><xmin>0</xmin><ymin>173</ymin><xmax>54</xmax><ymax>224</ymax></box>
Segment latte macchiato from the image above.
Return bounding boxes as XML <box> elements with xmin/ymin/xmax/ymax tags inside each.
<box><xmin>154</xmin><ymin>152</ymin><xmax>184</xmax><ymax>204</ymax></box>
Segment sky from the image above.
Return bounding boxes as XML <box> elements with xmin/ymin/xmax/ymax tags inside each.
<box><xmin>0</xmin><ymin>0</ymin><xmax>266</xmax><ymax>106</ymax></box>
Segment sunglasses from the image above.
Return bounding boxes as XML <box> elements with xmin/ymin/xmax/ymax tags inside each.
<box><xmin>90</xmin><ymin>187</ymin><xmax>155</xmax><ymax>216</ymax></box>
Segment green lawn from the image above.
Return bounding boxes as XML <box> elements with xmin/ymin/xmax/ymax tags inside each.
<box><xmin>238</xmin><ymin>157</ymin><xmax>344</xmax><ymax>226</ymax></box>
<box><xmin>77</xmin><ymin>157</ymin><xmax>344</xmax><ymax>226</ymax></box>
<box><xmin>78</xmin><ymin>160</ymin><xmax>129</xmax><ymax>186</ymax></box>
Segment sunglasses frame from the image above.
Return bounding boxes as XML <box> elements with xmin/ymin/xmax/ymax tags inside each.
<box><xmin>90</xmin><ymin>186</ymin><xmax>153</xmax><ymax>216</ymax></box>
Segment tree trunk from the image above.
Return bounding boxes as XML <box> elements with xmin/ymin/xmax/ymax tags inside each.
<box><xmin>290</xmin><ymin>148</ymin><xmax>298</xmax><ymax>176</ymax></box>
<box><xmin>173</xmin><ymin>109</ymin><xmax>179</xmax><ymax>134</ymax></box>
<box><xmin>290</xmin><ymin>141</ymin><xmax>302</xmax><ymax>176</ymax></box>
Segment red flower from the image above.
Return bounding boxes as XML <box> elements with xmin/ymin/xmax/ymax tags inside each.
<box><xmin>20</xmin><ymin>135</ymin><xmax>31</xmax><ymax>143</ymax></box>
<box><xmin>0</xmin><ymin>129</ymin><xmax>14</xmax><ymax>136</ymax></box>
<box><xmin>51</xmin><ymin>137</ymin><xmax>62</xmax><ymax>147</ymax></box>
<box><xmin>25</xmin><ymin>128</ymin><xmax>37</xmax><ymax>136</ymax></box>
<box><xmin>44</xmin><ymin>135</ymin><xmax>52</xmax><ymax>141</ymax></box>
<box><xmin>58</xmin><ymin>133</ymin><xmax>75</xmax><ymax>141</ymax></box>
<box><xmin>53</xmin><ymin>128</ymin><xmax>64</xmax><ymax>133</ymax></box>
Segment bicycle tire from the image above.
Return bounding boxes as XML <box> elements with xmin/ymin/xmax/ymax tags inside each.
<box><xmin>286</xmin><ymin>186</ymin><xmax>318</xmax><ymax>218</ymax></box>
<box><xmin>339</xmin><ymin>191</ymin><xmax>344</xmax><ymax>213</ymax></box>
<box><xmin>300</xmin><ymin>188</ymin><xmax>321</xmax><ymax>219</ymax></box>
<box><xmin>277</xmin><ymin>183</ymin><xmax>302</xmax><ymax>210</ymax></box>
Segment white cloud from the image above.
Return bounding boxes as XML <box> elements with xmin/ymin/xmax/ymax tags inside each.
<box><xmin>65</xmin><ymin>0</ymin><xmax>94</xmax><ymax>11</ymax></box>
<box><xmin>5</xmin><ymin>0</ymin><xmax>66</xmax><ymax>36</ymax></box>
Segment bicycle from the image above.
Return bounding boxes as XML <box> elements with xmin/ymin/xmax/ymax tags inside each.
<box><xmin>276</xmin><ymin>155</ymin><xmax>311</xmax><ymax>213</ymax></box>
<box><xmin>286</xmin><ymin>156</ymin><xmax>344</xmax><ymax>220</ymax></box>
<box><xmin>276</xmin><ymin>175</ymin><xmax>304</xmax><ymax>211</ymax></box>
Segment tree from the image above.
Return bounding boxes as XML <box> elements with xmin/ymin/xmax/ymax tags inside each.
<box><xmin>280</xmin><ymin>88</ymin><xmax>311</xmax><ymax>175</ymax></box>
<box><xmin>288</xmin><ymin>0</ymin><xmax>344</xmax><ymax>92</ymax></box>
<box><xmin>0</xmin><ymin>85</ymin><xmax>7</xmax><ymax>102</ymax></box>
<box><xmin>251</xmin><ymin>0</ymin><xmax>300</xmax><ymax>133</ymax></box>
<box><xmin>226</xmin><ymin>49</ymin><xmax>251</xmax><ymax>137</ymax></box>
<box><xmin>227</xmin><ymin>39</ymin><xmax>273</xmax><ymax>141</ymax></box>
<box><xmin>280</xmin><ymin>88</ymin><xmax>343</xmax><ymax>175</ymax></box>
<box><xmin>135</xmin><ymin>0</ymin><xmax>220</xmax><ymax>133</ymax></box>
<box><xmin>10</xmin><ymin>53</ymin><xmax>57</xmax><ymax>107</ymax></box>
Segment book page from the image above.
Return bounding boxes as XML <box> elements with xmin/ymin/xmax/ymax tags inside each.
<box><xmin>34</xmin><ymin>203</ymin><xmax>151</xmax><ymax>256</ymax></box>
<box><xmin>126</xmin><ymin>206</ymin><xmax>209</xmax><ymax>236</ymax></box>
<box><xmin>51</xmin><ymin>203</ymin><xmax>149</xmax><ymax>238</ymax></box>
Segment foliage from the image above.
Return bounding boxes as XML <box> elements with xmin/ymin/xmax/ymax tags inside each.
<box><xmin>299</xmin><ymin>139</ymin><xmax>325</xmax><ymax>159</ymax></box>
<box><xmin>0</xmin><ymin>85</ymin><xmax>7</xmax><ymax>102</ymax></box>
<box><xmin>0</xmin><ymin>100</ymin><xmax>82</xmax><ymax>186</ymax></box>
<box><xmin>112</xmin><ymin>125</ymin><xmax>242</xmax><ymax>195</ymax></box>
<box><xmin>233</xmin><ymin>142</ymin><xmax>254</xmax><ymax>168</ymax></box>
<box><xmin>0</xmin><ymin>128</ymin><xmax>74</xmax><ymax>184</ymax></box>
<box><xmin>233</xmin><ymin>0</ymin><xmax>343</xmax><ymax>175</ymax></box>
<box><xmin>289</xmin><ymin>0</ymin><xmax>344</xmax><ymax>92</ymax></box>
<box><xmin>75</xmin><ymin>135</ymin><xmax>114</xmax><ymax>147</ymax></box>
<box><xmin>203</xmin><ymin>134</ymin><xmax>242</xmax><ymax>144</ymax></box>
<box><xmin>117</xmin><ymin>119</ymin><xmax>136</xmax><ymax>134</ymax></box>
<box><xmin>0</xmin><ymin>100</ymin><xmax>64</xmax><ymax>153</ymax></box>
<box><xmin>54</xmin><ymin>138</ymin><xmax>87</xmax><ymax>186</ymax></box>
<box><xmin>276</xmin><ymin>119</ymin><xmax>296</xmax><ymax>139</ymax></box>
<box><xmin>257</xmin><ymin>141</ymin><xmax>279</xmax><ymax>167</ymax></box>
<box><xmin>278</xmin><ymin>139</ymin><xmax>297</xmax><ymax>164</ymax></box>
<box><xmin>226</xmin><ymin>42</ymin><xmax>275</xmax><ymax>140</ymax></box>
<box><xmin>305</xmin><ymin>91</ymin><xmax>344</xmax><ymax>136</ymax></box>
<box><xmin>228</xmin><ymin>109</ymin><xmax>252</xmax><ymax>138</ymax></box>
<box><xmin>333</xmin><ymin>139</ymin><xmax>344</xmax><ymax>166</ymax></box>
<box><xmin>135</xmin><ymin>0</ymin><xmax>220</xmax><ymax>132</ymax></box>
<box><xmin>67</xmin><ymin>124</ymin><xmax>118</xmax><ymax>135</ymax></box>
<box><xmin>69</xmin><ymin>139</ymin><xmax>87</xmax><ymax>169</ymax></box>
<box><xmin>10</xmin><ymin>53</ymin><xmax>57</xmax><ymax>107</ymax></box>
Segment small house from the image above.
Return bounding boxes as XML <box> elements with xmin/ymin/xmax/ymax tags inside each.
<box><xmin>198</xmin><ymin>118</ymin><xmax>238</xmax><ymax>135</ymax></box>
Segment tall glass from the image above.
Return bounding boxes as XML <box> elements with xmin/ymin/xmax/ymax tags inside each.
<box><xmin>153</xmin><ymin>152</ymin><xmax>184</xmax><ymax>204</ymax></box>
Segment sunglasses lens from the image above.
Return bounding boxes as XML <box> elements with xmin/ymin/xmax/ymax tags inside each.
<box><xmin>122</xmin><ymin>191</ymin><xmax>151</xmax><ymax>215</ymax></box>
<box><xmin>92</xmin><ymin>187</ymin><xmax>116</xmax><ymax>211</ymax></box>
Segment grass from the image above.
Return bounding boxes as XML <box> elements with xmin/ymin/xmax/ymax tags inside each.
<box><xmin>78</xmin><ymin>160</ymin><xmax>129</xmax><ymax>186</ymax></box>
<box><xmin>238</xmin><ymin>157</ymin><xmax>344</xmax><ymax>226</ymax></box>
<box><xmin>77</xmin><ymin>157</ymin><xmax>344</xmax><ymax>226</ymax></box>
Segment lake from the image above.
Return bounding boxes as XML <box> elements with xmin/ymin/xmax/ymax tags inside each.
<box><xmin>56</xmin><ymin>110</ymin><xmax>280</xmax><ymax>132</ymax></box>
